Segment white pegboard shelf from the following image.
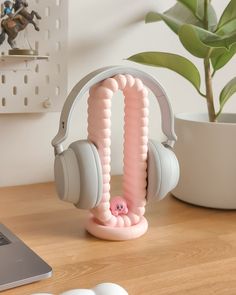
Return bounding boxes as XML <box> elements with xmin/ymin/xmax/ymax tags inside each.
<box><xmin>0</xmin><ymin>0</ymin><xmax>68</xmax><ymax>114</ymax></box>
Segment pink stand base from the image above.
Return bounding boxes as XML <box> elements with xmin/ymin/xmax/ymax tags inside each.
<box><xmin>86</xmin><ymin>216</ymin><xmax>148</xmax><ymax>241</ymax></box>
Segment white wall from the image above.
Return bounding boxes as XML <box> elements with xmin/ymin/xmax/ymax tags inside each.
<box><xmin>0</xmin><ymin>0</ymin><xmax>235</xmax><ymax>187</ymax></box>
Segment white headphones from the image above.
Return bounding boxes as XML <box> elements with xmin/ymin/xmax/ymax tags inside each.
<box><xmin>52</xmin><ymin>66</ymin><xmax>179</xmax><ymax>238</ymax></box>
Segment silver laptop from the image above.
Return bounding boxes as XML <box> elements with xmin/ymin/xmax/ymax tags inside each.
<box><xmin>0</xmin><ymin>223</ymin><xmax>52</xmax><ymax>292</ymax></box>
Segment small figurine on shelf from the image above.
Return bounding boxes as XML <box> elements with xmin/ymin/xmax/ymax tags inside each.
<box><xmin>1</xmin><ymin>1</ymin><xmax>13</xmax><ymax>18</ymax></box>
<box><xmin>0</xmin><ymin>0</ymin><xmax>41</xmax><ymax>55</ymax></box>
<box><xmin>13</xmin><ymin>0</ymin><xmax>41</xmax><ymax>31</ymax></box>
<box><xmin>1</xmin><ymin>1</ymin><xmax>25</xmax><ymax>25</ymax></box>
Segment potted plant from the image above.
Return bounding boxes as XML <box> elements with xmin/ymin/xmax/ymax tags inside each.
<box><xmin>128</xmin><ymin>0</ymin><xmax>236</xmax><ymax>208</ymax></box>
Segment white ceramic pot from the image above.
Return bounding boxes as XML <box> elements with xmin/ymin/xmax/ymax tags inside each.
<box><xmin>172</xmin><ymin>113</ymin><xmax>236</xmax><ymax>209</ymax></box>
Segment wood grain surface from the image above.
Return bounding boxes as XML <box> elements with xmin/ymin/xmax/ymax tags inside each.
<box><xmin>1</xmin><ymin>176</ymin><xmax>236</xmax><ymax>295</ymax></box>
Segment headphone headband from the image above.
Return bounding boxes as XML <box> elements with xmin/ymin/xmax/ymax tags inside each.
<box><xmin>52</xmin><ymin>66</ymin><xmax>177</xmax><ymax>154</ymax></box>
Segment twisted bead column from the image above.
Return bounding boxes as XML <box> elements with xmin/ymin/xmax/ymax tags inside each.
<box><xmin>87</xmin><ymin>83</ymin><xmax>113</xmax><ymax>223</ymax></box>
<box><xmin>123</xmin><ymin>75</ymin><xmax>149</xmax><ymax>225</ymax></box>
<box><xmin>87</xmin><ymin>75</ymin><xmax>149</xmax><ymax>229</ymax></box>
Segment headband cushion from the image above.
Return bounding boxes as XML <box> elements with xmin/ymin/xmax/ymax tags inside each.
<box><xmin>147</xmin><ymin>140</ymin><xmax>179</xmax><ymax>201</ymax></box>
<box><xmin>69</xmin><ymin>140</ymin><xmax>103</xmax><ymax>209</ymax></box>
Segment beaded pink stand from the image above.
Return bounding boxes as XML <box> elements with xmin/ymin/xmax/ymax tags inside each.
<box><xmin>87</xmin><ymin>74</ymin><xmax>149</xmax><ymax>240</ymax></box>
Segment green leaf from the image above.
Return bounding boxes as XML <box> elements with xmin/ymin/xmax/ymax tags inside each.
<box><xmin>204</xmin><ymin>32</ymin><xmax>236</xmax><ymax>49</ymax></box>
<box><xmin>127</xmin><ymin>52</ymin><xmax>201</xmax><ymax>92</ymax></box>
<box><xmin>177</xmin><ymin>0</ymin><xmax>218</xmax><ymax>31</ymax></box>
<box><xmin>217</xmin><ymin>77</ymin><xmax>236</xmax><ymax>117</ymax></box>
<box><xmin>179</xmin><ymin>24</ymin><xmax>236</xmax><ymax>50</ymax></box>
<box><xmin>145</xmin><ymin>12</ymin><xmax>162</xmax><ymax>23</ymax></box>
<box><xmin>145</xmin><ymin>1</ymin><xmax>217</xmax><ymax>32</ymax></box>
<box><xmin>145</xmin><ymin>1</ymin><xmax>218</xmax><ymax>37</ymax></box>
<box><xmin>218</xmin><ymin>0</ymin><xmax>236</xmax><ymax>29</ymax></box>
<box><xmin>145</xmin><ymin>12</ymin><xmax>182</xmax><ymax>34</ymax></box>
<box><xmin>216</xmin><ymin>19</ymin><xmax>236</xmax><ymax>36</ymax></box>
<box><xmin>179</xmin><ymin>24</ymin><xmax>210</xmax><ymax>58</ymax></box>
<box><xmin>177</xmin><ymin>0</ymin><xmax>197</xmax><ymax>16</ymax></box>
<box><xmin>211</xmin><ymin>43</ymin><xmax>236</xmax><ymax>72</ymax></box>
<box><xmin>145</xmin><ymin>3</ymin><xmax>202</xmax><ymax>35</ymax></box>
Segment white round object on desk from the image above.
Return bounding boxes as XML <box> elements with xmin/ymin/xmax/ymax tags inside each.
<box><xmin>60</xmin><ymin>283</ymin><xmax>128</xmax><ymax>295</ymax></box>
<box><xmin>92</xmin><ymin>283</ymin><xmax>128</xmax><ymax>295</ymax></box>
<box><xmin>31</xmin><ymin>283</ymin><xmax>128</xmax><ymax>295</ymax></box>
<box><xmin>60</xmin><ymin>291</ymin><xmax>94</xmax><ymax>295</ymax></box>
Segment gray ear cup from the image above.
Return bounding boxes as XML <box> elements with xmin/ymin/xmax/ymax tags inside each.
<box><xmin>54</xmin><ymin>140</ymin><xmax>103</xmax><ymax>209</ymax></box>
<box><xmin>55</xmin><ymin>148</ymin><xmax>81</xmax><ymax>204</ymax></box>
<box><xmin>146</xmin><ymin>139</ymin><xmax>180</xmax><ymax>201</ymax></box>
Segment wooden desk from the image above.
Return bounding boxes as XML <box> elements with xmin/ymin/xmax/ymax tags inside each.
<box><xmin>1</xmin><ymin>176</ymin><xmax>236</xmax><ymax>295</ymax></box>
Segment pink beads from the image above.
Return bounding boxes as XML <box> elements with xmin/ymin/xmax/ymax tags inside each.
<box><xmin>87</xmin><ymin>75</ymin><xmax>149</xmax><ymax>227</ymax></box>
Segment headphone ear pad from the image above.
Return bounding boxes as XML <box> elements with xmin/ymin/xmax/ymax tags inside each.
<box><xmin>54</xmin><ymin>147</ymin><xmax>81</xmax><ymax>204</ymax></box>
<box><xmin>54</xmin><ymin>140</ymin><xmax>103</xmax><ymax>209</ymax></box>
<box><xmin>147</xmin><ymin>140</ymin><xmax>180</xmax><ymax>202</ymax></box>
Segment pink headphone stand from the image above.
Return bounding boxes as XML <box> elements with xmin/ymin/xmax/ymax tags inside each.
<box><xmin>86</xmin><ymin>74</ymin><xmax>149</xmax><ymax>240</ymax></box>
<box><xmin>86</xmin><ymin>216</ymin><xmax>148</xmax><ymax>241</ymax></box>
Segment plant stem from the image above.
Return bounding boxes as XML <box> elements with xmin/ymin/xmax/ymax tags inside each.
<box><xmin>204</xmin><ymin>0</ymin><xmax>209</xmax><ymax>30</ymax></box>
<box><xmin>203</xmin><ymin>0</ymin><xmax>216</xmax><ymax>122</ymax></box>
<box><xmin>204</xmin><ymin>56</ymin><xmax>216</xmax><ymax>122</ymax></box>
